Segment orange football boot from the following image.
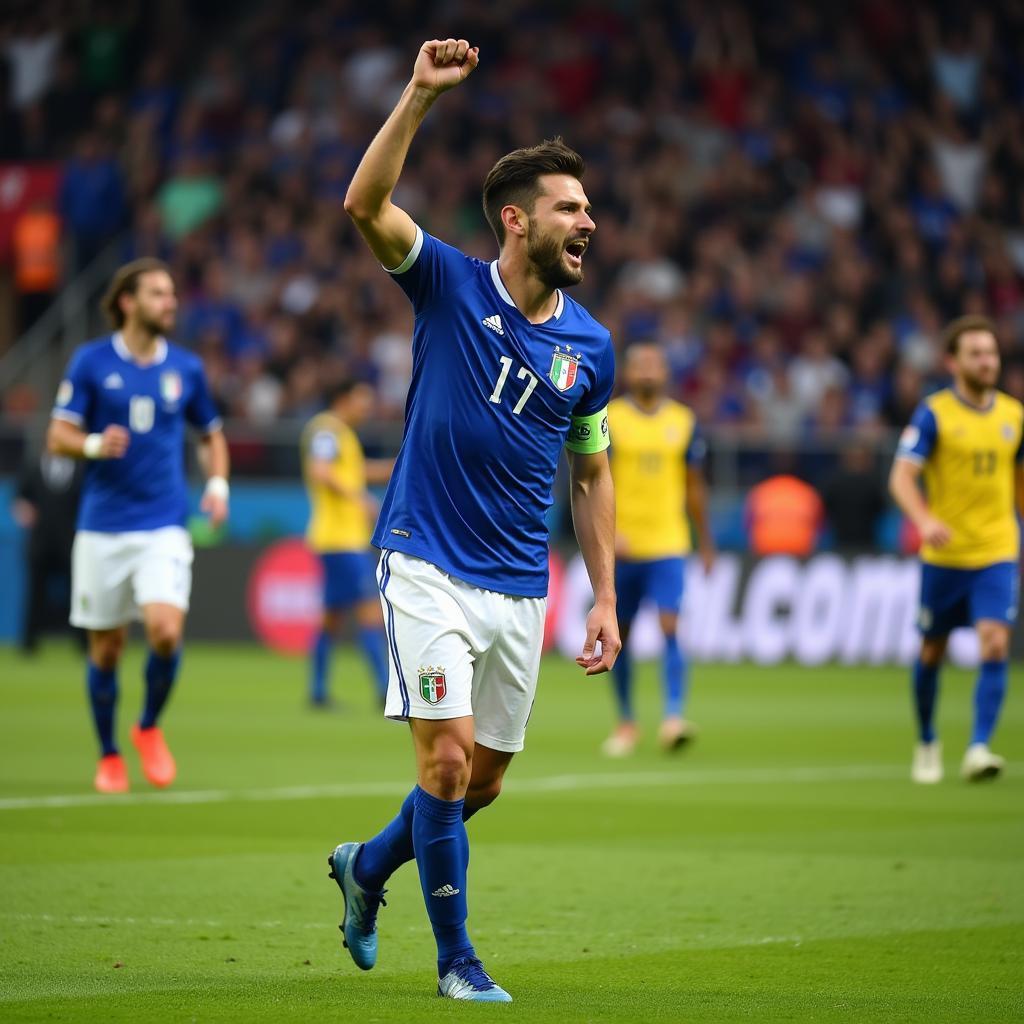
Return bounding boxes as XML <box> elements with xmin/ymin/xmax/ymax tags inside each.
<box><xmin>130</xmin><ymin>724</ymin><xmax>177</xmax><ymax>787</ymax></box>
<box><xmin>94</xmin><ymin>753</ymin><xmax>129</xmax><ymax>794</ymax></box>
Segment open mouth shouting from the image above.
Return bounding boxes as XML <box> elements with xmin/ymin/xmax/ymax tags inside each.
<box><xmin>565</xmin><ymin>237</ymin><xmax>588</xmax><ymax>270</ymax></box>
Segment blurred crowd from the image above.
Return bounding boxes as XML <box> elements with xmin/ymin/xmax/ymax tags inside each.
<box><xmin>3</xmin><ymin>0</ymin><xmax>1024</xmax><ymax>435</ymax></box>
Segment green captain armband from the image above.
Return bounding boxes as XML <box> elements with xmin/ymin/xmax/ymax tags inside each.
<box><xmin>565</xmin><ymin>408</ymin><xmax>610</xmax><ymax>454</ymax></box>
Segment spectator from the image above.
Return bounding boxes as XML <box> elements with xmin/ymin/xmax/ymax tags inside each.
<box><xmin>58</xmin><ymin>131</ymin><xmax>126</xmax><ymax>266</ymax></box>
<box><xmin>12</xmin><ymin>448</ymin><xmax>82</xmax><ymax>652</ymax></box>
<box><xmin>820</xmin><ymin>443</ymin><xmax>887</xmax><ymax>550</ymax></box>
<box><xmin>745</xmin><ymin>464</ymin><xmax>824</xmax><ymax>557</ymax></box>
<box><xmin>156</xmin><ymin>154</ymin><xmax>225</xmax><ymax>240</ymax></box>
<box><xmin>1</xmin><ymin>0</ymin><xmax>1021</xmax><ymax>431</ymax></box>
<box><xmin>11</xmin><ymin>199</ymin><xmax>61</xmax><ymax>332</ymax></box>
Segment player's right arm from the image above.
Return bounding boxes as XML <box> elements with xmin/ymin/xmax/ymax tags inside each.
<box><xmin>889</xmin><ymin>403</ymin><xmax>951</xmax><ymax>549</ymax></box>
<box><xmin>47</xmin><ymin>418</ymin><xmax>129</xmax><ymax>460</ymax></box>
<box><xmin>46</xmin><ymin>351</ymin><xmax>129</xmax><ymax>460</ymax></box>
<box><xmin>344</xmin><ymin>38</ymin><xmax>479</xmax><ymax>269</ymax></box>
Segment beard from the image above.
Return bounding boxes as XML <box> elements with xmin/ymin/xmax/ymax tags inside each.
<box><xmin>527</xmin><ymin>228</ymin><xmax>584</xmax><ymax>289</ymax></box>
<box><xmin>961</xmin><ymin>368</ymin><xmax>998</xmax><ymax>392</ymax></box>
<box><xmin>138</xmin><ymin>310</ymin><xmax>174</xmax><ymax>337</ymax></box>
<box><xmin>632</xmin><ymin>381</ymin><xmax>661</xmax><ymax>402</ymax></box>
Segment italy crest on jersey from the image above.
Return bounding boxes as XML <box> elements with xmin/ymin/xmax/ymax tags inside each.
<box><xmin>549</xmin><ymin>346</ymin><xmax>580</xmax><ymax>391</ymax></box>
<box><xmin>160</xmin><ymin>371</ymin><xmax>182</xmax><ymax>404</ymax></box>
<box><xmin>419</xmin><ymin>668</ymin><xmax>447</xmax><ymax>704</ymax></box>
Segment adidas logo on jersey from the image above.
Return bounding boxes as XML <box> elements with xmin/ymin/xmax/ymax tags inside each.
<box><xmin>431</xmin><ymin>884</ymin><xmax>461</xmax><ymax>898</ymax></box>
<box><xmin>481</xmin><ymin>314</ymin><xmax>504</xmax><ymax>336</ymax></box>
<box><xmin>103</xmin><ymin>373</ymin><xmax>124</xmax><ymax>389</ymax></box>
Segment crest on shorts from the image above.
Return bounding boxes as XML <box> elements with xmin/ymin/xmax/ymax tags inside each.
<box><xmin>549</xmin><ymin>345</ymin><xmax>580</xmax><ymax>391</ymax></box>
<box><xmin>419</xmin><ymin>666</ymin><xmax>447</xmax><ymax>704</ymax></box>
<box><xmin>160</xmin><ymin>371</ymin><xmax>182</xmax><ymax>404</ymax></box>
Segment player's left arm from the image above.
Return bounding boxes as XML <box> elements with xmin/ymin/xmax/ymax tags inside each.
<box><xmin>686</xmin><ymin>466</ymin><xmax>716</xmax><ymax>574</ymax></box>
<box><xmin>684</xmin><ymin>426</ymin><xmax>715</xmax><ymax>574</ymax></box>
<box><xmin>568</xmin><ymin>448</ymin><xmax>621</xmax><ymax>676</ymax></box>
<box><xmin>197</xmin><ymin>429</ymin><xmax>230</xmax><ymax>527</ymax></box>
<box><xmin>364</xmin><ymin>458</ymin><xmax>396</xmax><ymax>486</ymax></box>
<box><xmin>1015</xmin><ymin>427</ymin><xmax>1024</xmax><ymax>521</ymax></box>
<box><xmin>186</xmin><ymin>359</ymin><xmax>229</xmax><ymax>527</ymax></box>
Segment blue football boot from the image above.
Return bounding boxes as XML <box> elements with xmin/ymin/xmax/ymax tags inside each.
<box><xmin>437</xmin><ymin>956</ymin><xmax>512</xmax><ymax>1002</ymax></box>
<box><xmin>327</xmin><ymin>842</ymin><xmax>387</xmax><ymax>970</ymax></box>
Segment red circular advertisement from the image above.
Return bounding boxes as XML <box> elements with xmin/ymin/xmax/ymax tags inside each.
<box><xmin>544</xmin><ymin>549</ymin><xmax>564</xmax><ymax>652</ymax></box>
<box><xmin>246</xmin><ymin>539</ymin><xmax>323</xmax><ymax>654</ymax></box>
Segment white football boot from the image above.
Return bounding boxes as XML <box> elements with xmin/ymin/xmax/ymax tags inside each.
<box><xmin>960</xmin><ymin>743</ymin><xmax>1005</xmax><ymax>782</ymax></box>
<box><xmin>911</xmin><ymin>741</ymin><xmax>943</xmax><ymax>784</ymax></box>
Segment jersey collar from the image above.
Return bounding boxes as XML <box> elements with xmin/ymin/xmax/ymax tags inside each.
<box><xmin>951</xmin><ymin>385</ymin><xmax>995</xmax><ymax>413</ymax></box>
<box><xmin>489</xmin><ymin>261</ymin><xmax>564</xmax><ymax>323</ymax></box>
<box><xmin>112</xmin><ymin>331</ymin><xmax>168</xmax><ymax>367</ymax></box>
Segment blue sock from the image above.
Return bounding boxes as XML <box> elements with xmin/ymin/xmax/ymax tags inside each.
<box><xmin>87</xmin><ymin>661</ymin><xmax>119</xmax><ymax>756</ymax></box>
<box><xmin>912</xmin><ymin>659</ymin><xmax>940</xmax><ymax>743</ymax></box>
<box><xmin>140</xmin><ymin>649</ymin><xmax>181</xmax><ymax>729</ymax></box>
<box><xmin>357</xmin><ymin>626</ymin><xmax>389</xmax><ymax>700</ymax></box>
<box><xmin>355</xmin><ymin>787</ymin><xmax>486</xmax><ymax>894</ymax></box>
<box><xmin>662</xmin><ymin>633</ymin><xmax>687</xmax><ymax>718</ymax></box>
<box><xmin>972</xmin><ymin>660</ymin><xmax>1008</xmax><ymax>746</ymax></box>
<box><xmin>413</xmin><ymin>788</ymin><xmax>474</xmax><ymax>977</ymax></box>
<box><xmin>355</xmin><ymin>787</ymin><xmax>417</xmax><ymax>891</ymax></box>
<box><xmin>310</xmin><ymin>630</ymin><xmax>330</xmax><ymax>703</ymax></box>
<box><xmin>611</xmin><ymin>645</ymin><xmax>634</xmax><ymax>721</ymax></box>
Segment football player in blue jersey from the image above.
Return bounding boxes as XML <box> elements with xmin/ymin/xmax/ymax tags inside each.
<box><xmin>324</xmin><ymin>39</ymin><xmax>620</xmax><ymax>1003</ymax></box>
<box><xmin>47</xmin><ymin>258</ymin><xmax>229</xmax><ymax>795</ymax></box>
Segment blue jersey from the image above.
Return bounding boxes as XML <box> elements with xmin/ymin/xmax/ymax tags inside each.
<box><xmin>373</xmin><ymin>227</ymin><xmax>616</xmax><ymax>597</ymax></box>
<box><xmin>51</xmin><ymin>333</ymin><xmax>221</xmax><ymax>533</ymax></box>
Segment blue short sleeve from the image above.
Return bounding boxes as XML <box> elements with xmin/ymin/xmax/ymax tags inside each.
<box><xmin>896</xmin><ymin>403</ymin><xmax>937</xmax><ymax>463</ymax></box>
<box><xmin>184</xmin><ymin>359</ymin><xmax>222</xmax><ymax>433</ymax></box>
<box><xmin>573</xmin><ymin>335</ymin><xmax>616</xmax><ymax>417</ymax></box>
<box><xmin>52</xmin><ymin>347</ymin><xmax>94</xmax><ymax>427</ymax></box>
<box><xmin>686</xmin><ymin>423</ymin><xmax>707</xmax><ymax>466</ymax></box>
<box><xmin>387</xmin><ymin>226</ymin><xmax>478</xmax><ymax>314</ymax></box>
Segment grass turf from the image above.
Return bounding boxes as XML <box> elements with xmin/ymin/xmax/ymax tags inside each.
<box><xmin>0</xmin><ymin>643</ymin><xmax>1021</xmax><ymax>1022</ymax></box>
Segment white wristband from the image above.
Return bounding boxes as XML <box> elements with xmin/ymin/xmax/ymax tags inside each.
<box><xmin>83</xmin><ymin>434</ymin><xmax>104</xmax><ymax>459</ymax></box>
<box><xmin>204</xmin><ymin>475</ymin><xmax>230</xmax><ymax>501</ymax></box>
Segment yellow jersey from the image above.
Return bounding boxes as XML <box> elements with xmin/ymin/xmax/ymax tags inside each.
<box><xmin>608</xmin><ymin>397</ymin><xmax>705</xmax><ymax>560</ymax></box>
<box><xmin>897</xmin><ymin>388</ymin><xmax>1024</xmax><ymax>568</ymax></box>
<box><xmin>301</xmin><ymin>412</ymin><xmax>371</xmax><ymax>552</ymax></box>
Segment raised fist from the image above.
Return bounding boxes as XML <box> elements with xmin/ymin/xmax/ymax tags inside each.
<box><xmin>411</xmin><ymin>38</ymin><xmax>479</xmax><ymax>95</ymax></box>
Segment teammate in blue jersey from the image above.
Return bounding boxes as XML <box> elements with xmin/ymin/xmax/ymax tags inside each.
<box><xmin>47</xmin><ymin>258</ymin><xmax>229</xmax><ymax>795</ymax></box>
<box><xmin>325</xmin><ymin>38</ymin><xmax>620</xmax><ymax>1003</ymax></box>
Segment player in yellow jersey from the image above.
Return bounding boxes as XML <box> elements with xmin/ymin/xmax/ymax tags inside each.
<box><xmin>302</xmin><ymin>380</ymin><xmax>394</xmax><ymax>707</ymax></box>
<box><xmin>603</xmin><ymin>342</ymin><xmax>715</xmax><ymax>756</ymax></box>
<box><xmin>890</xmin><ymin>316</ymin><xmax>1023</xmax><ymax>783</ymax></box>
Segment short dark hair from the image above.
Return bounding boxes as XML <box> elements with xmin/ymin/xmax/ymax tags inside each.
<box><xmin>482</xmin><ymin>137</ymin><xmax>585</xmax><ymax>244</ymax></box>
<box><xmin>326</xmin><ymin>378</ymin><xmax>369</xmax><ymax>407</ymax></box>
<box><xmin>101</xmin><ymin>258</ymin><xmax>172</xmax><ymax>328</ymax></box>
<box><xmin>943</xmin><ymin>314</ymin><xmax>998</xmax><ymax>355</ymax></box>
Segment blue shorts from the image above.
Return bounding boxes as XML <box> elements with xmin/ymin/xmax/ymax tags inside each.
<box><xmin>615</xmin><ymin>556</ymin><xmax>686</xmax><ymax>623</ymax></box>
<box><xmin>320</xmin><ymin>551</ymin><xmax>378</xmax><ymax>610</ymax></box>
<box><xmin>918</xmin><ymin>561</ymin><xmax>1019</xmax><ymax>636</ymax></box>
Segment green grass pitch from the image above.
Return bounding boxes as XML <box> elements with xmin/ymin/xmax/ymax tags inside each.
<box><xmin>1</xmin><ymin>643</ymin><xmax>1021</xmax><ymax>1022</ymax></box>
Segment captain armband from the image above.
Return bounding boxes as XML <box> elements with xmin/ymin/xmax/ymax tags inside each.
<box><xmin>565</xmin><ymin>408</ymin><xmax>610</xmax><ymax>455</ymax></box>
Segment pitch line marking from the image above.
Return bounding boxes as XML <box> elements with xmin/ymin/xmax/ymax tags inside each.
<box><xmin>0</xmin><ymin>764</ymin><xmax>911</xmax><ymax>812</ymax></box>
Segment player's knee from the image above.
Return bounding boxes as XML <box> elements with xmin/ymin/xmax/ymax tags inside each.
<box><xmin>422</xmin><ymin>749</ymin><xmax>471</xmax><ymax>800</ymax></box>
<box><xmin>919</xmin><ymin>639</ymin><xmax>946</xmax><ymax>667</ymax></box>
<box><xmin>658</xmin><ymin>613</ymin><xmax>679</xmax><ymax>639</ymax></box>
<box><xmin>147</xmin><ymin>619</ymin><xmax>181</xmax><ymax>657</ymax></box>
<box><xmin>978</xmin><ymin>628</ymin><xmax>1009</xmax><ymax>662</ymax></box>
<box><xmin>90</xmin><ymin>634</ymin><xmax>123</xmax><ymax>670</ymax></box>
<box><xmin>468</xmin><ymin>775</ymin><xmax>503</xmax><ymax>810</ymax></box>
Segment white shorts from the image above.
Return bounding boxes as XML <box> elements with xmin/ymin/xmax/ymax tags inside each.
<box><xmin>377</xmin><ymin>550</ymin><xmax>546</xmax><ymax>753</ymax></box>
<box><xmin>71</xmin><ymin>527</ymin><xmax>193</xmax><ymax>630</ymax></box>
